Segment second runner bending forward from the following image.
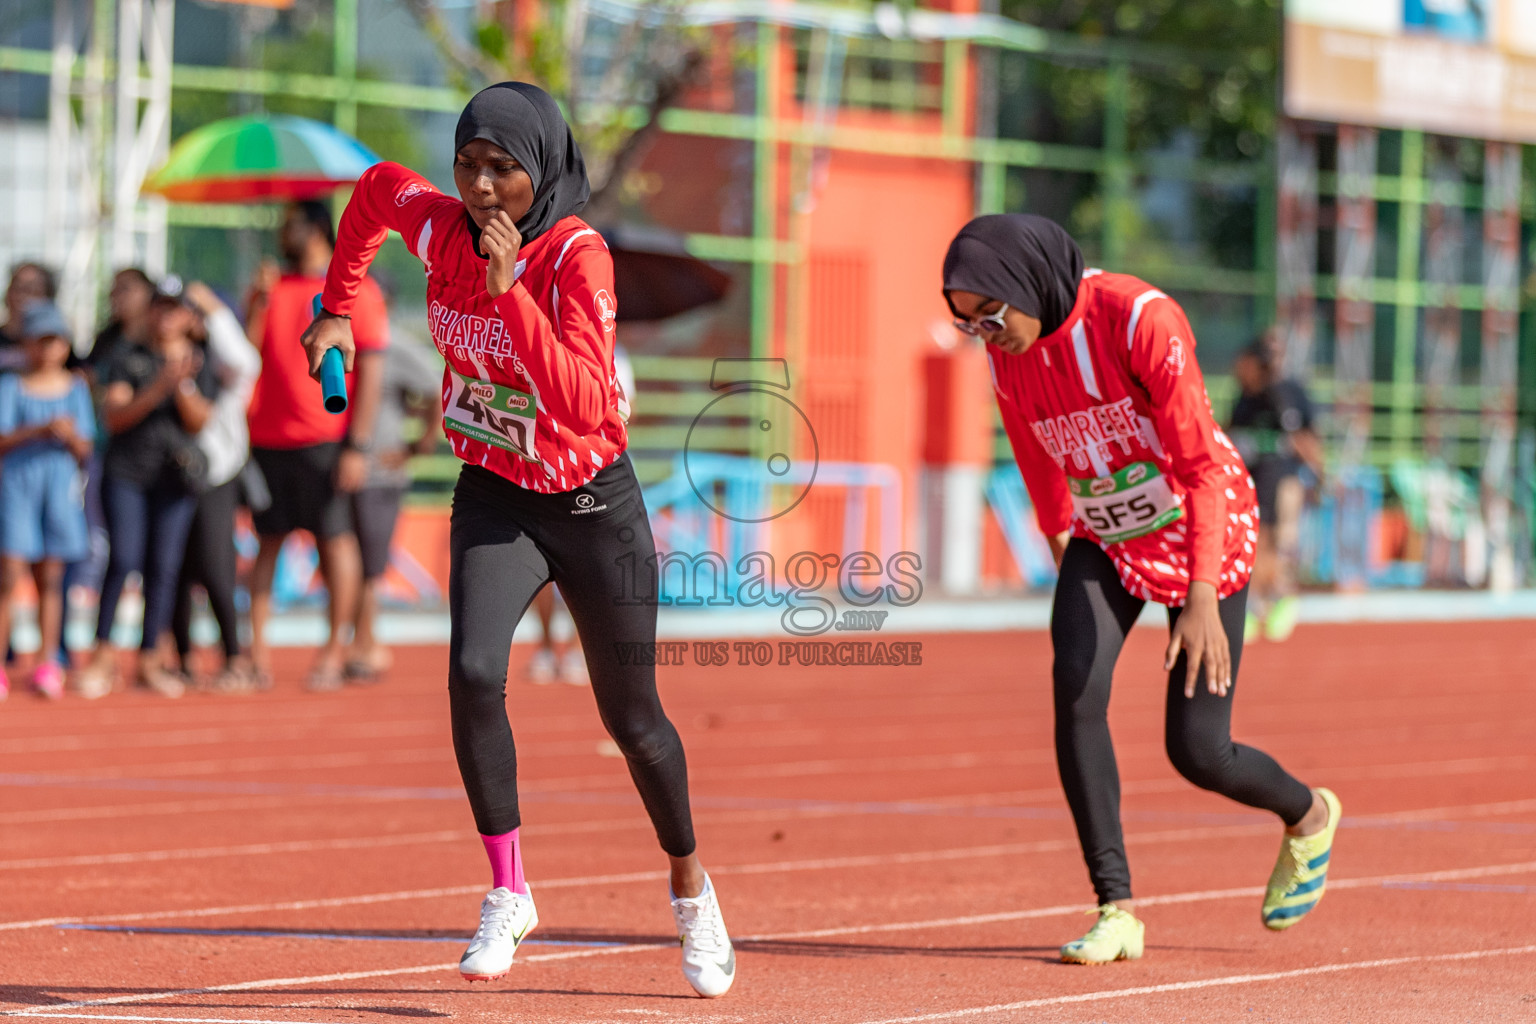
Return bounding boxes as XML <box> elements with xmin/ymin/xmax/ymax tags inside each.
<box><xmin>302</xmin><ymin>82</ymin><xmax>733</xmax><ymax>997</ymax></box>
<box><xmin>943</xmin><ymin>215</ymin><xmax>1340</xmax><ymax>963</ymax></box>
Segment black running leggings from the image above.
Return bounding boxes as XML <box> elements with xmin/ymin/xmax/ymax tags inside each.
<box><xmin>172</xmin><ymin>478</ymin><xmax>242</xmax><ymax>660</ymax></box>
<box><xmin>447</xmin><ymin>456</ymin><xmax>695</xmax><ymax>857</ymax></box>
<box><xmin>1051</xmin><ymin>538</ymin><xmax>1313</xmax><ymax>904</ymax></box>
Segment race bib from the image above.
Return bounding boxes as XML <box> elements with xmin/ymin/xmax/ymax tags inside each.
<box><xmin>1068</xmin><ymin>461</ymin><xmax>1183</xmax><ymax>544</ymax></box>
<box><xmin>444</xmin><ymin>370</ymin><xmax>538</xmax><ymax>462</ymax></box>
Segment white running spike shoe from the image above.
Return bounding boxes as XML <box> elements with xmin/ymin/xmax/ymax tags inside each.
<box><xmin>459</xmin><ymin>886</ymin><xmax>538</xmax><ymax>981</ymax></box>
<box><xmin>526</xmin><ymin>648</ymin><xmax>558</xmax><ymax>684</ymax></box>
<box><xmin>669</xmin><ymin>875</ymin><xmax>735</xmax><ymax>998</ymax></box>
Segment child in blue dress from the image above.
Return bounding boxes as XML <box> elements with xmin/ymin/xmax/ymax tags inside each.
<box><xmin>0</xmin><ymin>302</ymin><xmax>94</xmax><ymax>699</ymax></box>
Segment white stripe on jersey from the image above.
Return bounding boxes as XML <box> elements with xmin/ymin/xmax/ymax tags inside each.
<box><xmin>1070</xmin><ymin>320</ymin><xmax>1101</xmax><ymax>400</ymax></box>
<box><xmin>554</xmin><ymin>229</ymin><xmax>597</xmax><ymax>271</ymax></box>
<box><xmin>1126</xmin><ymin>289</ymin><xmax>1168</xmax><ymax>349</ymax></box>
<box><xmin>986</xmin><ymin>349</ymin><xmax>1007</xmax><ymax>399</ymax></box>
<box><xmin>413</xmin><ymin>218</ymin><xmax>433</xmax><ymax>272</ymax></box>
<box><xmin>1138</xmin><ymin>415</ymin><xmax>1167</xmax><ymax>458</ymax></box>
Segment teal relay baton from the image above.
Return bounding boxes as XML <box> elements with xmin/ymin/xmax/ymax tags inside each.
<box><xmin>311</xmin><ymin>294</ymin><xmax>349</xmax><ymax>414</ymax></box>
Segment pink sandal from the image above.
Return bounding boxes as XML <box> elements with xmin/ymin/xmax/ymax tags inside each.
<box><xmin>30</xmin><ymin>663</ymin><xmax>64</xmax><ymax>701</ymax></box>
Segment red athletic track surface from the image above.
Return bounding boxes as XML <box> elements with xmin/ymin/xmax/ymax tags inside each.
<box><xmin>2</xmin><ymin>620</ymin><xmax>1535</xmax><ymax>1024</ymax></box>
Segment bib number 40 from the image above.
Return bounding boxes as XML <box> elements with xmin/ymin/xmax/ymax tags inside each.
<box><xmin>444</xmin><ymin>371</ymin><xmax>538</xmax><ymax>461</ymax></box>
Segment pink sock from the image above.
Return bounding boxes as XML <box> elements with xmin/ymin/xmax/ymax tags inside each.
<box><xmin>480</xmin><ymin>829</ymin><xmax>527</xmax><ymax>894</ymax></box>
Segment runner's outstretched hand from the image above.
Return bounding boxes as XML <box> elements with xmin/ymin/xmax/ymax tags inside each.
<box><xmin>1165</xmin><ymin>581</ymin><xmax>1231</xmax><ymax>699</ymax></box>
<box><xmin>482</xmin><ymin>209</ymin><xmax>523</xmax><ymax>298</ymax></box>
<box><xmin>302</xmin><ymin>310</ymin><xmax>355</xmax><ymax>378</ymax></box>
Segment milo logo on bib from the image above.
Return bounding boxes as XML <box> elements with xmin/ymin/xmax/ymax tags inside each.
<box><xmin>1068</xmin><ymin>461</ymin><xmax>1183</xmax><ymax>544</ymax></box>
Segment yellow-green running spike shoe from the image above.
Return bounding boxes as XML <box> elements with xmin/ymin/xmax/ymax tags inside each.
<box><xmin>1060</xmin><ymin>904</ymin><xmax>1145</xmax><ymax>964</ymax></box>
<box><xmin>1262</xmin><ymin>787</ymin><xmax>1342</xmax><ymax>931</ymax></box>
<box><xmin>1265</xmin><ymin>595</ymin><xmax>1301</xmax><ymax>642</ymax></box>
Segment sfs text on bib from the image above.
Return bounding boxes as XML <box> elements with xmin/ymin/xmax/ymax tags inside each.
<box><xmin>1068</xmin><ymin>461</ymin><xmax>1184</xmax><ymax>545</ymax></box>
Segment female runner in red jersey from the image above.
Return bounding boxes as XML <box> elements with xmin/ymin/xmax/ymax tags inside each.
<box><xmin>299</xmin><ymin>83</ymin><xmax>734</xmax><ymax>998</ymax></box>
<box><xmin>943</xmin><ymin>214</ymin><xmax>1340</xmax><ymax>963</ymax></box>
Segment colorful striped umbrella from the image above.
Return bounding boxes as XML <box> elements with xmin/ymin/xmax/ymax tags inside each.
<box><xmin>144</xmin><ymin>114</ymin><xmax>380</xmax><ymax>203</ymax></box>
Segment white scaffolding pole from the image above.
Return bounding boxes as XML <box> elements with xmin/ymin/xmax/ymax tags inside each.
<box><xmin>47</xmin><ymin>0</ymin><xmax>114</xmax><ymax>349</ymax></box>
<box><xmin>112</xmin><ymin>0</ymin><xmax>174</xmax><ymax>278</ymax></box>
<box><xmin>45</xmin><ymin>0</ymin><xmax>74</xmax><ymax>273</ymax></box>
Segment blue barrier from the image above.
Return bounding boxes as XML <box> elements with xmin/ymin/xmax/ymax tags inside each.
<box><xmin>641</xmin><ymin>454</ymin><xmax>903</xmax><ymax>607</ymax></box>
<box><xmin>239</xmin><ymin>523</ymin><xmax>443</xmax><ymax>612</ymax></box>
<box><xmin>984</xmin><ymin>465</ymin><xmax>1058</xmax><ymax>590</ymax></box>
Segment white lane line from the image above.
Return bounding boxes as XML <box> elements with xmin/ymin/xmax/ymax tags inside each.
<box><xmin>0</xmin><ymin>832</ymin><xmax>469</xmax><ymax>872</ymax></box>
<box><xmin>701</xmin><ymin>749</ymin><xmax>1053</xmax><ymax>782</ymax></box>
<box><xmin>0</xmin><ymin>798</ymin><xmax>314</xmax><ymax>827</ymax></box>
<box><xmin>32</xmin><ymin>803</ymin><xmax>1495</xmax><ymax>887</ymax></box>
<box><xmin>848</xmin><ymin>944</ymin><xmax>1536</xmax><ymax>1023</ymax></box>
<box><xmin>1</xmin><ymin>944</ymin><xmax>666</xmax><ymax>1016</ymax></box>
<box><xmin>1</xmin><ymin>810</ymin><xmax>763</xmax><ymax>866</ymax></box>
<box><xmin>738</xmin><ymin>857</ymin><xmax>1536</xmax><ymax>942</ymax></box>
<box><xmin>9</xmin><ymin>858</ymin><xmax>1536</xmax><ymax>1017</ymax></box>
<box><xmin>13</xmin><ymin>752</ymin><xmax>1529</xmax><ymax>831</ymax></box>
<box><xmin>6</xmin><ymin>1019</ymin><xmax>340</xmax><ymax>1024</ymax></box>
<box><xmin>60</xmin><ymin>749</ymin><xmax>454</xmax><ymax>781</ymax></box>
<box><xmin>18</xmin><ymin>747</ymin><xmax>1533</xmax><ymax>815</ymax></box>
<box><xmin>0</xmin><ymin>965</ymin><xmax>456</xmax><ymax>1015</ymax></box>
<box><xmin>12</xmin><ymin>847</ymin><xmax>1532</xmax><ymax>944</ymax></box>
<box><xmin>0</xmin><ymin>719</ymin><xmax>438</xmax><ymax>756</ymax></box>
<box><xmin>1361</xmin><ymin>795</ymin><xmax>1536</xmax><ymax>822</ymax></box>
<box><xmin>7</xmin><ymin>809</ymin><xmax>1535</xmax><ymax>933</ymax></box>
<box><xmin>1322</xmin><ymin>754</ymin><xmax>1536</xmax><ymax>783</ymax></box>
<box><xmin>0</xmin><ymin>708</ymin><xmax>614</xmax><ymax>757</ymax></box>
<box><xmin>0</xmin><ymin>827</ymin><xmax>1267</xmax><ymax>933</ymax></box>
<box><xmin>0</xmin><ymin>885</ymin><xmax>485</xmax><ymax>933</ymax></box>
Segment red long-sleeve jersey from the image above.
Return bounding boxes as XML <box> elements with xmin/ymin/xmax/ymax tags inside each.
<box><xmin>321</xmin><ymin>161</ymin><xmax>629</xmax><ymax>493</ymax></box>
<box><xmin>992</xmin><ymin>270</ymin><xmax>1259</xmax><ymax>605</ymax></box>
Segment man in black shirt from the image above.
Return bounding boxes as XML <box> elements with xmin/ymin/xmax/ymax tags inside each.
<box><xmin>1228</xmin><ymin>339</ymin><xmax>1324</xmax><ymax>642</ymax></box>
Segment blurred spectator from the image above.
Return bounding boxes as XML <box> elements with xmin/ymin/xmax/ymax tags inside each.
<box><xmin>62</xmin><ymin>268</ymin><xmax>154</xmax><ymax>616</ymax></box>
<box><xmin>1228</xmin><ymin>337</ymin><xmax>1324</xmax><ymax>643</ymax></box>
<box><xmin>525</xmin><ymin>345</ymin><xmax>631</xmax><ymax>686</ymax></box>
<box><xmin>346</xmin><ymin>288</ymin><xmax>440</xmax><ymax>685</ymax></box>
<box><xmin>1</xmin><ymin>263</ymin><xmax>59</xmax><ymax>372</ymax></box>
<box><xmin>0</xmin><ymin>302</ymin><xmax>93</xmax><ymax>701</ymax></box>
<box><xmin>170</xmin><ymin>282</ymin><xmax>262</xmax><ymax>693</ymax></box>
<box><xmin>84</xmin><ymin>269</ymin><xmax>157</xmax><ymax>378</ymax></box>
<box><xmin>244</xmin><ymin>201</ymin><xmax>387</xmax><ymax>692</ymax></box>
<box><xmin>74</xmin><ymin>280</ymin><xmax>216</xmax><ymax>699</ymax></box>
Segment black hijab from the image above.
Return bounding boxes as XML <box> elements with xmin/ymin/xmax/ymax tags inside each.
<box><xmin>455</xmin><ymin>82</ymin><xmax>591</xmax><ymax>246</ymax></box>
<box><xmin>942</xmin><ymin>214</ymin><xmax>1085</xmax><ymax>337</ymax></box>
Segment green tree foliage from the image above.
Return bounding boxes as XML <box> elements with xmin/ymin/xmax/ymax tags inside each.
<box><xmin>399</xmin><ymin>0</ymin><xmax>710</xmax><ymax>219</ymax></box>
<box><xmin>998</xmin><ymin>0</ymin><xmax>1279</xmax><ymax>277</ymax></box>
<box><xmin>984</xmin><ymin>0</ymin><xmax>1283</xmax><ymax>360</ymax></box>
<box><xmin>1002</xmin><ymin>0</ymin><xmax>1279</xmax><ymax>157</ymax></box>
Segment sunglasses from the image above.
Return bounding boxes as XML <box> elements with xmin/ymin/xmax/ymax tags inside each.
<box><xmin>952</xmin><ymin>302</ymin><xmax>1010</xmax><ymax>337</ymax></box>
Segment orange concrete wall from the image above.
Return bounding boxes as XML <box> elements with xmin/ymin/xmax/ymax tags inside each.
<box><xmin>777</xmin><ymin>117</ymin><xmax>981</xmax><ymax>558</ymax></box>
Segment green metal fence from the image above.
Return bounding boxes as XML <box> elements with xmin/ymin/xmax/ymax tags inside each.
<box><xmin>4</xmin><ymin>1</ymin><xmax>1533</xmax><ymax>499</ymax></box>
